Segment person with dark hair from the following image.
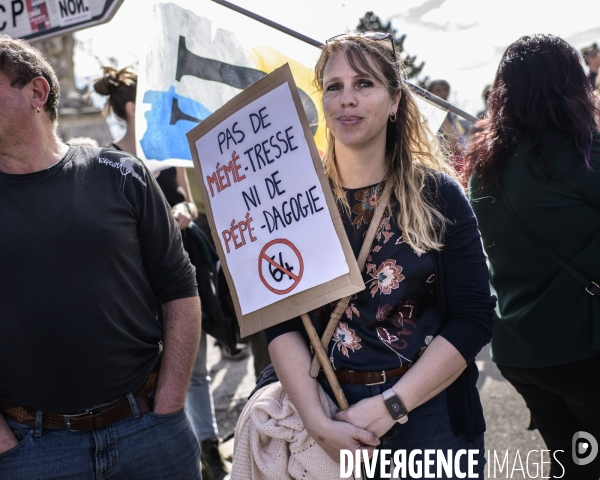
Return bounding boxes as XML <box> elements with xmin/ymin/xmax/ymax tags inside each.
<box><xmin>94</xmin><ymin>65</ymin><xmax>233</xmax><ymax>480</ymax></box>
<box><xmin>247</xmin><ymin>32</ymin><xmax>495</xmax><ymax>478</ymax></box>
<box><xmin>0</xmin><ymin>35</ymin><xmax>202</xmax><ymax>478</ymax></box>
<box><xmin>581</xmin><ymin>42</ymin><xmax>599</xmax><ymax>88</ymax></box>
<box><xmin>466</xmin><ymin>34</ymin><xmax>600</xmax><ymax>479</ymax></box>
<box><xmin>428</xmin><ymin>79</ymin><xmax>450</xmax><ymax>101</ymax></box>
<box><xmin>0</xmin><ymin>35</ymin><xmax>60</xmax><ymax>122</ymax></box>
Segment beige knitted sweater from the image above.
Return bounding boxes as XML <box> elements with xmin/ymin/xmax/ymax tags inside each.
<box><xmin>232</xmin><ymin>381</ymin><xmax>355</xmax><ymax>480</ymax></box>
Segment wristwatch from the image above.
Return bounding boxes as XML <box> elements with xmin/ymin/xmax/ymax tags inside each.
<box><xmin>382</xmin><ymin>389</ymin><xmax>408</xmax><ymax>424</ymax></box>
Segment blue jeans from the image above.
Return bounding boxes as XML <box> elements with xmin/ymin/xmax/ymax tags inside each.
<box><xmin>186</xmin><ymin>331</ymin><xmax>219</xmax><ymax>441</ymax></box>
<box><xmin>319</xmin><ymin>376</ymin><xmax>486</xmax><ymax>480</ymax></box>
<box><xmin>0</xmin><ymin>409</ymin><xmax>201</xmax><ymax>480</ymax></box>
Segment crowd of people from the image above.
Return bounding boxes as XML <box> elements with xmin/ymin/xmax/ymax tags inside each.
<box><xmin>0</xmin><ymin>29</ymin><xmax>599</xmax><ymax>480</ymax></box>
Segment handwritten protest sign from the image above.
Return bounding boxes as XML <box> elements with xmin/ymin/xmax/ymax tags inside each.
<box><xmin>187</xmin><ymin>64</ymin><xmax>364</xmax><ymax>336</ymax></box>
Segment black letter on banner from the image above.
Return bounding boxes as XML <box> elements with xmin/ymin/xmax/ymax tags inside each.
<box><xmin>249</xmin><ymin>112</ymin><xmax>262</xmax><ymax>134</ymax></box>
<box><xmin>174</xmin><ymin>36</ymin><xmax>318</xmax><ymax>135</ymax></box>
<box><xmin>58</xmin><ymin>0</ymin><xmax>68</xmax><ymax>18</ymax></box>
<box><xmin>170</xmin><ymin>98</ymin><xmax>200</xmax><ymax>125</ymax></box>
<box><xmin>0</xmin><ymin>4</ymin><xmax>6</xmax><ymax>32</ymax></box>
<box><xmin>258</xmin><ymin>107</ymin><xmax>271</xmax><ymax>129</ymax></box>
<box><xmin>265</xmin><ymin>171</ymin><xmax>285</xmax><ymax>199</ymax></box>
<box><xmin>11</xmin><ymin>0</ymin><xmax>23</xmax><ymax>28</ymax></box>
<box><xmin>242</xmin><ymin>185</ymin><xmax>261</xmax><ymax>211</ymax></box>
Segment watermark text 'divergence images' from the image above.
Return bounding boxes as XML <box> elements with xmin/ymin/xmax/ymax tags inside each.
<box><xmin>338</xmin><ymin>431</ymin><xmax>598</xmax><ymax>478</ymax></box>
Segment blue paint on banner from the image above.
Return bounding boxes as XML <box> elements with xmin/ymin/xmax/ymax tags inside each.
<box><xmin>140</xmin><ymin>86</ymin><xmax>212</xmax><ymax>160</ymax></box>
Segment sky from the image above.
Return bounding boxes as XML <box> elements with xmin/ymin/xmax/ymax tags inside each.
<box><xmin>74</xmin><ymin>0</ymin><xmax>600</xmax><ymax>117</ymax></box>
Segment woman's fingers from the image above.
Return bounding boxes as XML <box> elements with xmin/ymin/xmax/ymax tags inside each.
<box><xmin>314</xmin><ymin>419</ymin><xmax>381</xmax><ymax>462</ymax></box>
<box><xmin>352</xmin><ymin>425</ymin><xmax>380</xmax><ymax>447</ymax></box>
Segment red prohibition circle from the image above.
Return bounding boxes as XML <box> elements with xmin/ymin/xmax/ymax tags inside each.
<box><xmin>258</xmin><ymin>239</ymin><xmax>304</xmax><ymax>295</ymax></box>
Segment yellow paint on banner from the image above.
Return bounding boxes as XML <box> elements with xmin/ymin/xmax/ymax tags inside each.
<box><xmin>249</xmin><ymin>46</ymin><xmax>327</xmax><ymax>156</ymax></box>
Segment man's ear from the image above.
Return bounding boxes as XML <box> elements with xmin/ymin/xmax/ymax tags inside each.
<box><xmin>30</xmin><ymin>76</ymin><xmax>50</xmax><ymax>110</ymax></box>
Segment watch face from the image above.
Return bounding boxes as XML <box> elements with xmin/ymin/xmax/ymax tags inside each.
<box><xmin>384</xmin><ymin>395</ymin><xmax>407</xmax><ymax>420</ymax></box>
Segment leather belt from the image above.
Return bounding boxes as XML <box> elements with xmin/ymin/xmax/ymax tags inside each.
<box><xmin>0</xmin><ymin>371</ymin><xmax>158</xmax><ymax>431</ymax></box>
<box><xmin>318</xmin><ymin>365</ymin><xmax>409</xmax><ymax>385</ymax></box>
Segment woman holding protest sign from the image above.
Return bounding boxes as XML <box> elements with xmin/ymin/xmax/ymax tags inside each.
<box><xmin>259</xmin><ymin>33</ymin><xmax>496</xmax><ymax>478</ymax></box>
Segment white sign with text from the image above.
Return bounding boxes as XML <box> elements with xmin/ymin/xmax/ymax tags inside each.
<box><xmin>55</xmin><ymin>0</ymin><xmax>92</xmax><ymax>27</ymax></box>
<box><xmin>195</xmin><ymin>82</ymin><xmax>349</xmax><ymax>315</ymax></box>
<box><xmin>1</xmin><ymin>0</ymin><xmax>122</xmax><ymax>42</ymax></box>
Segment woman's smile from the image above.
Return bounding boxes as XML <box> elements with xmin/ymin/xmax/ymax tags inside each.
<box><xmin>336</xmin><ymin>115</ymin><xmax>364</xmax><ymax>126</ymax></box>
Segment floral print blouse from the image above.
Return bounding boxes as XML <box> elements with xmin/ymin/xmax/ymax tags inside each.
<box><xmin>312</xmin><ymin>183</ymin><xmax>442</xmax><ymax>371</ymax></box>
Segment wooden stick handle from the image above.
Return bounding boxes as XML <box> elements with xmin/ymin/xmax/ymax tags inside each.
<box><xmin>301</xmin><ymin>313</ymin><xmax>349</xmax><ymax>410</ymax></box>
<box><xmin>309</xmin><ymin>297</ymin><xmax>349</xmax><ymax>378</ymax></box>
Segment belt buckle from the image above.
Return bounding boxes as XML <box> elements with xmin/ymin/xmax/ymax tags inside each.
<box><xmin>366</xmin><ymin>370</ymin><xmax>386</xmax><ymax>386</ymax></box>
<box><xmin>63</xmin><ymin>410</ymin><xmax>94</xmax><ymax>431</ymax></box>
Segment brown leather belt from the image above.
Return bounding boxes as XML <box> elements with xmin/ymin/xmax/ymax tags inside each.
<box><xmin>0</xmin><ymin>371</ymin><xmax>158</xmax><ymax>431</ymax></box>
<box><xmin>318</xmin><ymin>365</ymin><xmax>409</xmax><ymax>385</ymax></box>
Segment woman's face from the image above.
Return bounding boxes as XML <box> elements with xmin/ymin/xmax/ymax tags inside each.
<box><xmin>322</xmin><ymin>50</ymin><xmax>399</xmax><ymax>153</ymax></box>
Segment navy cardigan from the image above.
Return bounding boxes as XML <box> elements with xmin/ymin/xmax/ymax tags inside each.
<box><xmin>262</xmin><ymin>173</ymin><xmax>496</xmax><ymax>442</ymax></box>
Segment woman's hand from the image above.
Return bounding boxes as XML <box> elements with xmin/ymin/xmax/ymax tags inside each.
<box><xmin>306</xmin><ymin>416</ymin><xmax>380</xmax><ymax>462</ymax></box>
<box><xmin>269</xmin><ymin>332</ymin><xmax>380</xmax><ymax>462</ymax></box>
<box><xmin>172</xmin><ymin>203</ymin><xmax>192</xmax><ymax>230</ymax></box>
<box><xmin>335</xmin><ymin>395</ymin><xmax>396</xmax><ymax>438</ymax></box>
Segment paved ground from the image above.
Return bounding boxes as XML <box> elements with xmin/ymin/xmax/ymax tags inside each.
<box><xmin>206</xmin><ymin>337</ymin><xmax>550</xmax><ymax>479</ymax></box>
<box><xmin>476</xmin><ymin>344</ymin><xmax>549</xmax><ymax>479</ymax></box>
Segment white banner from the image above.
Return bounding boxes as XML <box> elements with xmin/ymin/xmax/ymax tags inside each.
<box><xmin>136</xmin><ymin>1</ymin><xmax>326</xmax><ymax>173</ymax></box>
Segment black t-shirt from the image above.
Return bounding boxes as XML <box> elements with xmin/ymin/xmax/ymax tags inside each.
<box><xmin>0</xmin><ymin>146</ymin><xmax>198</xmax><ymax>412</ymax></box>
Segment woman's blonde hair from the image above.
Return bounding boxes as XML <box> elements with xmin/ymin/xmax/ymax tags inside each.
<box><xmin>314</xmin><ymin>34</ymin><xmax>457</xmax><ymax>253</ymax></box>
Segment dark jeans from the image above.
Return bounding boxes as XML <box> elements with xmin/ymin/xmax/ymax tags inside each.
<box><xmin>319</xmin><ymin>376</ymin><xmax>485</xmax><ymax>479</ymax></box>
<box><xmin>498</xmin><ymin>354</ymin><xmax>600</xmax><ymax>480</ymax></box>
<box><xmin>0</xmin><ymin>409</ymin><xmax>201</xmax><ymax>480</ymax></box>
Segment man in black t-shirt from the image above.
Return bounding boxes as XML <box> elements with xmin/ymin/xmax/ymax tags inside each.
<box><xmin>0</xmin><ymin>36</ymin><xmax>202</xmax><ymax>479</ymax></box>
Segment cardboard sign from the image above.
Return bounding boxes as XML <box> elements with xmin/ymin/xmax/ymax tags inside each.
<box><xmin>187</xmin><ymin>64</ymin><xmax>364</xmax><ymax>336</ymax></box>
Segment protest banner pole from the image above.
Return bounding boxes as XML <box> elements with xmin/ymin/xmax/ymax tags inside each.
<box><xmin>301</xmin><ymin>314</ymin><xmax>349</xmax><ymax>410</ymax></box>
<box><xmin>210</xmin><ymin>0</ymin><xmax>323</xmax><ymax>48</ymax></box>
<box><xmin>210</xmin><ymin>0</ymin><xmax>479</xmax><ymax>124</ymax></box>
<box><xmin>405</xmin><ymin>83</ymin><xmax>479</xmax><ymax>122</ymax></box>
